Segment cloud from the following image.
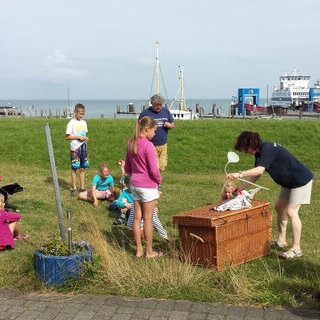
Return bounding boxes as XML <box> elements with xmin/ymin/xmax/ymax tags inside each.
<box><xmin>39</xmin><ymin>50</ymin><xmax>85</xmax><ymax>82</ymax></box>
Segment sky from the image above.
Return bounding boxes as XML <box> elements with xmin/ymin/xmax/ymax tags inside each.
<box><xmin>1</xmin><ymin>0</ymin><xmax>320</xmax><ymax>100</ymax></box>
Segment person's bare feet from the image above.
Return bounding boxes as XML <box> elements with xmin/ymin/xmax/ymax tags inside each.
<box><xmin>135</xmin><ymin>249</ymin><xmax>144</xmax><ymax>258</ymax></box>
<box><xmin>145</xmin><ymin>251</ymin><xmax>164</xmax><ymax>259</ymax></box>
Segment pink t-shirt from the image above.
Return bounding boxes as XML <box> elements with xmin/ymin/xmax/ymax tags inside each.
<box><xmin>125</xmin><ymin>137</ymin><xmax>162</xmax><ymax>188</ymax></box>
<box><xmin>0</xmin><ymin>209</ymin><xmax>21</xmax><ymax>248</ymax></box>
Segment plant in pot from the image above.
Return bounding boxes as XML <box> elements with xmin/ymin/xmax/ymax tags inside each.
<box><xmin>35</xmin><ymin>235</ymin><xmax>93</xmax><ymax>287</ymax></box>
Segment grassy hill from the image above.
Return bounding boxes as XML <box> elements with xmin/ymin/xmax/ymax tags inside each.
<box><xmin>0</xmin><ymin>117</ymin><xmax>319</xmax><ymax>309</ymax></box>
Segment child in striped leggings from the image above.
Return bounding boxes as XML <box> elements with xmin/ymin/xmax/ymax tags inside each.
<box><xmin>126</xmin><ymin>205</ymin><xmax>169</xmax><ymax>241</ymax></box>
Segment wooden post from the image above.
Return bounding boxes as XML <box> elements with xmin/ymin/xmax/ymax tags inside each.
<box><xmin>212</xmin><ymin>104</ymin><xmax>216</xmax><ymax>119</ymax></box>
<box><xmin>114</xmin><ymin>113</ymin><xmax>117</xmax><ymax>118</ymax></box>
<box><xmin>200</xmin><ymin>107</ymin><xmax>204</xmax><ymax>119</ymax></box>
<box><xmin>101</xmin><ymin>114</ymin><xmax>104</xmax><ymax>118</ymax></box>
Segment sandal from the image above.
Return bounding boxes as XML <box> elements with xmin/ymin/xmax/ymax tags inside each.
<box><xmin>270</xmin><ymin>239</ymin><xmax>286</xmax><ymax>249</ymax></box>
<box><xmin>14</xmin><ymin>234</ymin><xmax>28</xmax><ymax>241</ymax></box>
<box><xmin>279</xmin><ymin>248</ymin><xmax>303</xmax><ymax>259</ymax></box>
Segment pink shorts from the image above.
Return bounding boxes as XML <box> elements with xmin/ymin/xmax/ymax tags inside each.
<box><xmin>87</xmin><ymin>189</ymin><xmax>115</xmax><ymax>201</ymax></box>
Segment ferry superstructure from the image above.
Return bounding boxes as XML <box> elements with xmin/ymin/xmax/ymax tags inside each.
<box><xmin>270</xmin><ymin>70</ymin><xmax>310</xmax><ymax>107</ymax></box>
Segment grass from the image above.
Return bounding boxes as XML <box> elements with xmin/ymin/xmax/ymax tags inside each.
<box><xmin>0</xmin><ymin>117</ymin><xmax>320</xmax><ymax>309</ymax></box>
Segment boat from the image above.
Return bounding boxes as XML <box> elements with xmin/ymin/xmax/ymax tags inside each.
<box><xmin>151</xmin><ymin>42</ymin><xmax>198</xmax><ymax>120</ymax></box>
<box><xmin>0</xmin><ymin>105</ymin><xmax>21</xmax><ymax>116</ymax></box>
<box><xmin>168</xmin><ymin>66</ymin><xmax>199</xmax><ymax>120</ymax></box>
<box><xmin>231</xmin><ymin>96</ymin><xmax>266</xmax><ymax>115</ymax></box>
<box><xmin>270</xmin><ymin>69</ymin><xmax>311</xmax><ymax>109</ymax></box>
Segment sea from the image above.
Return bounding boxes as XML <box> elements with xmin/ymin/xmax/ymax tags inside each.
<box><xmin>0</xmin><ymin>98</ymin><xmax>269</xmax><ymax>119</ymax></box>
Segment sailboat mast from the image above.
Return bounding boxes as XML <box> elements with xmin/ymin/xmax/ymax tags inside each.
<box><xmin>179</xmin><ymin>66</ymin><xmax>185</xmax><ymax>111</ymax></box>
<box><xmin>155</xmin><ymin>41</ymin><xmax>160</xmax><ymax>94</ymax></box>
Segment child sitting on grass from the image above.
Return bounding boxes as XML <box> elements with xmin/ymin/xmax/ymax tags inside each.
<box><xmin>213</xmin><ymin>181</ymin><xmax>260</xmax><ymax>211</ymax></box>
<box><xmin>109</xmin><ymin>175</ymin><xmax>133</xmax><ymax>225</ymax></box>
<box><xmin>79</xmin><ymin>163</ymin><xmax>116</xmax><ymax>207</ymax></box>
<box><xmin>0</xmin><ymin>194</ymin><xmax>27</xmax><ymax>251</ymax></box>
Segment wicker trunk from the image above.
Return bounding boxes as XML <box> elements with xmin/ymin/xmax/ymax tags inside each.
<box><xmin>172</xmin><ymin>199</ymin><xmax>272</xmax><ymax>270</ymax></box>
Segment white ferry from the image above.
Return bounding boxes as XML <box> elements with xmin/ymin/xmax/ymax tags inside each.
<box><xmin>270</xmin><ymin>70</ymin><xmax>310</xmax><ymax>108</ymax></box>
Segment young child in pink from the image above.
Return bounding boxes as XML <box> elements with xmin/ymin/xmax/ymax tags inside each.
<box><xmin>0</xmin><ymin>194</ymin><xmax>26</xmax><ymax>250</ymax></box>
<box><xmin>125</xmin><ymin>116</ymin><xmax>162</xmax><ymax>258</ymax></box>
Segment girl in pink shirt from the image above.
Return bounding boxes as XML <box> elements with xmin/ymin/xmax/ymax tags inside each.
<box><xmin>125</xmin><ymin>116</ymin><xmax>162</xmax><ymax>258</ymax></box>
<box><xmin>0</xmin><ymin>194</ymin><xmax>25</xmax><ymax>250</ymax></box>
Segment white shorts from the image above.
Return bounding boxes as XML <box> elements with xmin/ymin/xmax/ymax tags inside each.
<box><xmin>278</xmin><ymin>180</ymin><xmax>313</xmax><ymax>205</ymax></box>
<box><xmin>130</xmin><ymin>185</ymin><xmax>159</xmax><ymax>202</ymax></box>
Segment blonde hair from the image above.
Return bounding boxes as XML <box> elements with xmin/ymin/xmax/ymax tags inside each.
<box><xmin>129</xmin><ymin>116</ymin><xmax>157</xmax><ymax>155</ymax></box>
<box><xmin>0</xmin><ymin>194</ymin><xmax>5</xmax><ymax>210</ymax></box>
<box><xmin>98</xmin><ymin>163</ymin><xmax>110</xmax><ymax>174</ymax></box>
<box><xmin>222</xmin><ymin>181</ymin><xmax>236</xmax><ymax>194</ymax></box>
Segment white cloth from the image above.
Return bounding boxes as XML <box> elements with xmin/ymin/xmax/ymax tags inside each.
<box><xmin>213</xmin><ymin>190</ymin><xmax>252</xmax><ymax>211</ymax></box>
<box><xmin>66</xmin><ymin>118</ymin><xmax>88</xmax><ymax>151</ymax></box>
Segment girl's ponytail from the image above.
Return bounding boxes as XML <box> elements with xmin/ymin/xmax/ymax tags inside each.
<box><xmin>129</xmin><ymin>116</ymin><xmax>157</xmax><ymax>155</ymax></box>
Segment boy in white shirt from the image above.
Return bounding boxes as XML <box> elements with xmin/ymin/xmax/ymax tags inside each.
<box><xmin>65</xmin><ymin>104</ymin><xmax>89</xmax><ymax>196</ymax></box>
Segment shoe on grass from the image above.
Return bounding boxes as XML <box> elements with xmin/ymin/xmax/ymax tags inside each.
<box><xmin>279</xmin><ymin>248</ymin><xmax>303</xmax><ymax>259</ymax></box>
<box><xmin>113</xmin><ymin>218</ymin><xmax>124</xmax><ymax>225</ymax></box>
<box><xmin>71</xmin><ymin>189</ymin><xmax>78</xmax><ymax>196</ymax></box>
<box><xmin>270</xmin><ymin>239</ymin><xmax>287</xmax><ymax>249</ymax></box>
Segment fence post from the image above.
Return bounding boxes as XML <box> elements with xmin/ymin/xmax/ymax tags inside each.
<box><xmin>44</xmin><ymin>124</ymin><xmax>66</xmax><ymax>241</ymax></box>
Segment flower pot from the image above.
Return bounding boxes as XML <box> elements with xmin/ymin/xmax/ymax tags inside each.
<box><xmin>34</xmin><ymin>249</ymin><xmax>93</xmax><ymax>287</ymax></box>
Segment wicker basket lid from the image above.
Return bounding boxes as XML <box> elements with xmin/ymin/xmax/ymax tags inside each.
<box><xmin>172</xmin><ymin>199</ymin><xmax>270</xmax><ymax>227</ymax></box>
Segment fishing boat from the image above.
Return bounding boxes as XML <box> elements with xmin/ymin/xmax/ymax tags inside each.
<box><xmin>168</xmin><ymin>66</ymin><xmax>199</xmax><ymax>120</ymax></box>
<box><xmin>270</xmin><ymin>70</ymin><xmax>310</xmax><ymax>108</ymax></box>
<box><xmin>151</xmin><ymin>42</ymin><xmax>198</xmax><ymax>120</ymax></box>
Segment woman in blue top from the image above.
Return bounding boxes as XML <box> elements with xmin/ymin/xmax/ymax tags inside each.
<box><xmin>227</xmin><ymin>131</ymin><xmax>313</xmax><ymax>259</ymax></box>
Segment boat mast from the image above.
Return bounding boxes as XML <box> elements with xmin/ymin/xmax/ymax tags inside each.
<box><xmin>155</xmin><ymin>41</ymin><xmax>160</xmax><ymax>94</ymax></box>
<box><xmin>179</xmin><ymin>66</ymin><xmax>185</xmax><ymax>111</ymax></box>
<box><xmin>169</xmin><ymin>65</ymin><xmax>186</xmax><ymax>111</ymax></box>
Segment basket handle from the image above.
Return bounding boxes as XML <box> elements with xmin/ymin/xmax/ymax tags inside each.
<box><xmin>189</xmin><ymin>233</ymin><xmax>204</xmax><ymax>243</ymax></box>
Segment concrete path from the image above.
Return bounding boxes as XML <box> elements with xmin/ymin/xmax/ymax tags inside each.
<box><xmin>0</xmin><ymin>288</ymin><xmax>319</xmax><ymax>320</ymax></box>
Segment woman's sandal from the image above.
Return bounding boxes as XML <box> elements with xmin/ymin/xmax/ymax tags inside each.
<box><xmin>270</xmin><ymin>239</ymin><xmax>286</xmax><ymax>249</ymax></box>
<box><xmin>279</xmin><ymin>248</ymin><xmax>303</xmax><ymax>259</ymax></box>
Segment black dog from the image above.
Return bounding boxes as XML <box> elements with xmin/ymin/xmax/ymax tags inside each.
<box><xmin>0</xmin><ymin>183</ymin><xmax>25</xmax><ymax>211</ymax></box>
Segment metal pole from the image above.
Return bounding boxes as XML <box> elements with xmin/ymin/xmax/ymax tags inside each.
<box><xmin>66</xmin><ymin>209</ymin><xmax>73</xmax><ymax>254</ymax></box>
<box><xmin>44</xmin><ymin>124</ymin><xmax>66</xmax><ymax>240</ymax></box>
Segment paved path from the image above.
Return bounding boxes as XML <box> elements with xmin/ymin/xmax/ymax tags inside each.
<box><xmin>0</xmin><ymin>289</ymin><xmax>319</xmax><ymax>320</ymax></box>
